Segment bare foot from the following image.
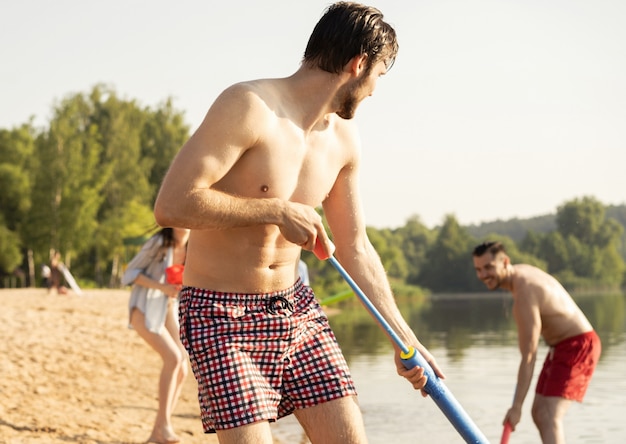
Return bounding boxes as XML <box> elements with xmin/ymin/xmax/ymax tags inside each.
<box><xmin>146</xmin><ymin>436</ymin><xmax>180</xmax><ymax>444</ymax></box>
<box><xmin>147</xmin><ymin>428</ymin><xmax>181</xmax><ymax>444</ymax></box>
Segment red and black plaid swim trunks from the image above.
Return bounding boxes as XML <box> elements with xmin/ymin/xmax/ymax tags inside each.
<box><xmin>179</xmin><ymin>280</ymin><xmax>357</xmax><ymax>433</ymax></box>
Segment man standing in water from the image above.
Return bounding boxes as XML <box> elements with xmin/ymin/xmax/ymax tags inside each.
<box><xmin>472</xmin><ymin>241</ymin><xmax>601</xmax><ymax>444</ymax></box>
<box><xmin>154</xmin><ymin>3</ymin><xmax>443</xmax><ymax>443</ymax></box>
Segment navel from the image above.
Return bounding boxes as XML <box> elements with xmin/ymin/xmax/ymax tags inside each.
<box><xmin>260</xmin><ymin>185</ymin><xmax>269</xmax><ymax>193</ymax></box>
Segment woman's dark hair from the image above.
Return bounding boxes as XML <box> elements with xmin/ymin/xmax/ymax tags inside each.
<box><xmin>159</xmin><ymin>227</ymin><xmax>175</xmax><ymax>248</ymax></box>
<box><xmin>303</xmin><ymin>2</ymin><xmax>398</xmax><ymax>74</ymax></box>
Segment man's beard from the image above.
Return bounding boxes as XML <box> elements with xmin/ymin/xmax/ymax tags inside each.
<box><xmin>337</xmin><ymin>95</ymin><xmax>358</xmax><ymax>119</ymax></box>
<box><xmin>336</xmin><ymin>71</ymin><xmax>369</xmax><ymax>119</ymax></box>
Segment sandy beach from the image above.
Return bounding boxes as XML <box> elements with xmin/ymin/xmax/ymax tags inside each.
<box><xmin>0</xmin><ymin>288</ymin><xmax>283</xmax><ymax>444</ymax></box>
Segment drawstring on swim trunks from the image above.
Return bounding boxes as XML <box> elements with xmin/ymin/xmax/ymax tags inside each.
<box><xmin>267</xmin><ymin>295</ymin><xmax>294</xmax><ymax>315</ymax></box>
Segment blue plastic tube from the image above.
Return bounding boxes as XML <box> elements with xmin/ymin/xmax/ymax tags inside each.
<box><xmin>321</xmin><ymin>252</ymin><xmax>490</xmax><ymax>444</ymax></box>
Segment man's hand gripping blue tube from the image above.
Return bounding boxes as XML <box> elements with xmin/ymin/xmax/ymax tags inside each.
<box><xmin>313</xmin><ymin>241</ymin><xmax>490</xmax><ymax>444</ymax></box>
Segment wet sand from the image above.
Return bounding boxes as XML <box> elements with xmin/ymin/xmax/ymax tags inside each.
<box><xmin>0</xmin><ymin>288</ymin><xmax>283</xmax><ymax>444</ymax></box>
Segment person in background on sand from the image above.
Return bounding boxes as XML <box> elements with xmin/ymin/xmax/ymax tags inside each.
<box><xmin>41</xmin><ymin>263</ymin><xmax>51</xmax><ymax>289</ymax></box>
<box><xmin>153</xmin><ymin>3</ymin><xmax>443</xmax><ymax>443</ymax></box>
<box><xmin>472</xmin><ymin>241</ymin><xmax>601</xmax><ymax>444</ymax></box>
<box><xmin>122</xmin><ymin>227</ymin><xmax>190</xmax><ymax>444</ymax></box>
<box><xmin>49</xmin><ymin>250</ymin><xmax>68</xmax><ymax>295</ymax></box>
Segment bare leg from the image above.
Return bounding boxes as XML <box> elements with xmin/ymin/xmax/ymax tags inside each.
<box><xmin>216</xmin><ymin>421</ymin><xmax>275</xmax><ymax>444</ymax></box>
<box><xmin>162</xmin><ymin>304</ymin><xmax>189</xmax><ymax>418</ymax></box>
<box><xmin>295</xmin><ymin>396</ymin><xmax>368</xmax><ymax>444</ymax></box>
<box><xmin>214</xmin><ymin>396</ymin><xmax>366</xmax><ymax>444</ymax></box>
<box><xmin>130</xmin><ymin>307</ymin><xmax>187</xmax><ymax>443</ymax></box>
<box><xmin>531</xmin><ymin>394</ymin><xmax>572</xmax><ymax>444</ymax></box>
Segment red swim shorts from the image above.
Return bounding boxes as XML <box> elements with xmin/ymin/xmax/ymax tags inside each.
<box><xmin>178</xmin><ymin>280</ymin><xmax>357</xmax><ymax>433</ymax></box>
<box><xmin>535</xmin><ymin>330</ymin><xmax>601</xmax><ymax>402</ymax></box>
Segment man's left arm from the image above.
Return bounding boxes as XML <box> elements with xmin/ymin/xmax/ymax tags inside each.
<box><xmin>322</xmin><ymin>157</ymin><xmax>444</xmax><ymax>390</ymax></box>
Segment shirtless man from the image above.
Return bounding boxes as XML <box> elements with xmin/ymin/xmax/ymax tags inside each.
<box><xmin>153</xmin><ymin>3</ymin><xmax>442</xmax><ymax>443</ymax></box>
<box><xmin>472</xmin><ymin>241</ymin><xmax>601</xmax><ymax>444</ymax></box>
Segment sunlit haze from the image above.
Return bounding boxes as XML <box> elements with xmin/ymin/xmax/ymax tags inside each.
<box><xmin>2</xmin><ymin>0</ymin><xmax>624</xmax><ymax>228</ymax></box>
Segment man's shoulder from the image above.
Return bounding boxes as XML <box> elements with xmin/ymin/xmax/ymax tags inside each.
<box><xmin>512</xmin><ymin>264</ymin><xmax>549</xmax><ymax>292</ymax></box>
<box><xmin>216</xmin><ymin>79</ymin><xmax>284</xmax><ymax>113</ymax></box>
<box><xmin>225</xmin><ymin>78</ymin><xmax>281</xmax><ymax>97</ymax></box>
<box><xmin>513</xmin><ymin>264</ymin><xmax>566</xmax><ymax>298</ymax></box>
<box><xmin>514</xmin><ymin>263</ymin><xmax>547</xmax><ymax>277</ymax></box>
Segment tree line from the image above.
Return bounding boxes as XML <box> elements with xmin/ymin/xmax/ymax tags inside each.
<box><xmin>1</xmin><ymin>85</ymin><xmax>189</xmax><ymax>288</ymax></box>
<box><xmin>301</xmin><ymin>195</ymin><xmax>625</xmax><ymax>298</ymax></box>
<box><xmin>1</xmin><ymin>86</ymin><xmax>624</xmax><ymax>295</ymax></box>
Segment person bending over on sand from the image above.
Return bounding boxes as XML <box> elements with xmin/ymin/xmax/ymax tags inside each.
<box><xmin>472</xmin><ymin>241</ymin><xmax>601</xmax><ymax>444</ymax></box>
<box><xmin>122</xmin><ymin>227</ymin><xmax>190</xmax><ymax>444</ymax></box>
<box><xmin>153</xmin><ymin>2</ymin><xmax>443</xmax><ymax>443</ymax></box>
<box><xmin>49</xmin><ymin>250</ymin><xmax>68</xmax><ymax>295</ymax></box>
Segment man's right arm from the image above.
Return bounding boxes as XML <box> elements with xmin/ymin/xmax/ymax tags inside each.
<box><xmin>154</xmin><ymin>85</ymin><xmax>279</xmax><ymax>230</ymax></box>
<box><xmin>153</xmin><ymin>84</ymin><xmax>331</xmax><ymax>250</ymax></box>
<box><xmin>506</xmin><ymin>288</ymin><xmax>542</xmax><ymax>429</ymax></box>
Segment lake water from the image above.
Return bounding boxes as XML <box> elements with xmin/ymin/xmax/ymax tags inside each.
<box><xmin>271</xmin><ymin>291</ymin><xmax>626</xmax><ymax>443</ymax></box>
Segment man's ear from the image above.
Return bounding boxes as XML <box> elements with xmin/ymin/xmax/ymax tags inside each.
<box><xmin>346</xmin><ymin>54</ymin><xmax>368</xmax><ymax>76</ymax></box>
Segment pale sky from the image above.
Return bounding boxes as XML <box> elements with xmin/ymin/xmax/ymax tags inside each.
<box><xmin>2</xmin><ymin>0</ymin><xmax>625</xmax><ymax>228</ymax></box>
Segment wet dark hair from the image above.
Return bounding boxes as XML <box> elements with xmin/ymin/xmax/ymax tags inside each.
<box><xmin>303</xmin><ymin>2</ymin><xmax>398</xmax><ymax>74</ymax></box>
<box><xmin>159</xmin><ymin>227</ymin><xmax>175</xmax><ymax>248</ymax></box>
<box><xmin>472</xmin><ymin>241</ymin><xmax>506</xmax><ymax>257</ymax></box>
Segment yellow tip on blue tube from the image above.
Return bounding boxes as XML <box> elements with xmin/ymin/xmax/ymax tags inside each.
<box><xmin>400</xmin><ymin>346</ymin><xmax>416</xmax><ymax>360</ymax></box>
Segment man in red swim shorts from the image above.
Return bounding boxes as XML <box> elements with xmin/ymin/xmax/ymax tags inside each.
<box><xmin>473</xmin><ymin>241</ymin><xmax>601</xmax><ymax>444</ymax></box>
<box><xmin>536</xmin><ymin>331</ymin><xmax>601</xmax><ymax>402</ymax></box>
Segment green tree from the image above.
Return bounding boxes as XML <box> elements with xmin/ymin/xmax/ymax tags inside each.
<box><xmin>540</xmin><ymin>231</ymin><xmax>570</xmax><ymax>274</ymax></box>
<box><xmin>367</xmin><ymin>227</ymin><xmax>408</xmax><ymax>281</ymax></box>
<box><xmin>87</xmin><ymin>86</ymin><xmax>155</xmax><ymax>285</ymax></box>
<box><xmin>0</xmin><ymin>215</ymin><xmax>22</xmax><ymax>275</ymax></box>
<box><xmin>141</xmin><ymin>98</ymin><xmax>189</xmax><ymax>190</ymax></box>
<box><xmin>394</xmin><ymin>215</ymin><xmax>434</xmax><ymax>285</ymax></box>
<box><xmin>83</xmin><ymin>86</ymin><xmax>189</xmax><ymax>285</ymax></box>
<box><xmin>0</xmin><ymin>85</ymin><xmax>193</xmax><ymax>287</ymax></box>
<box><xmin>0</xmin><ymin>124</ymin><xmax>36</xmax><ymax>275</ymax></box>
<box><xmin>28</xmin><ymin>92</ymin><xmax>104</xmax><ymax>266</ymax></box>
<box><xmin>419</xmin><ymin>214</ymin><xmax>477</xmax><ymax>292</ymax></box>
<box><xmin>555</xmin><ymin>196</ymin><xmax>625</xmax><ymax>285</ymax></box>
<box><xmin>519</xmin><ymin>230</ymin><xmax>542</xmax><ymax>257</ymax></box>
<box><xmin>0</xmin><ymin>125</ymin><xmax>35</xmax><ymax>230</ymax></box>
<box><xmin>557</xmin><ymin>196</ymin><xmax>612</xmax><ymax>247</ymax></box>
<box><xmin>97</xmin><ymin>95</ymin><xmax>189</xmax><ymax>285</ymax></box>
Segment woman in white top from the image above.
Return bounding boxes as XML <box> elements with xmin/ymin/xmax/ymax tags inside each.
<box><xmin>122</xmin><ymin>227</ymin><xmax>190</xmax><ymax>444</ymax></box>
